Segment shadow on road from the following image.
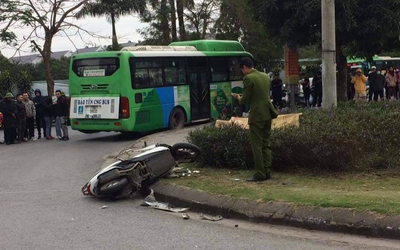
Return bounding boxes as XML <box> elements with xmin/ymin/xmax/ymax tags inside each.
<box><xmin>73</xmin><ymin>121</ymin><xmax>211</xmax><ymax>143</ymax></box>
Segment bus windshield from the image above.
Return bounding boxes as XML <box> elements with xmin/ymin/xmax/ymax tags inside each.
<box><xmin>72</xmin><ymin>57</ymin><xmax>120</xmax><ymax>77</ymax></box>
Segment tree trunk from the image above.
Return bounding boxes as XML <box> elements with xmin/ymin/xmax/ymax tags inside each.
<box><xmin>336</xmin><ymin>42</ymin><xmax>348</xmax><ymax>102</ymax></box>
<box><xmin>111</xmin><ymin>13</ymin><xmax>119</xmax><ymax>50</ymax></box>
<box><xmin>202</xmin><ymin>16</ymin><xmax>208</xmax><ymax>39</ymax></box>
<box><xmin>160</xmin><ymin>0</ymin><xmax>171</xmax><ymax>45</ymax></box>
<box><xmin>43</xmin><ymin>33</ymin><xmax>55</xmax><ymax>96</ymax></box>
<box><xmin>176</xmin><ymin>0</ymin><xmax>186</xmax><ymax>40</ymax></box>
<box><xmin>169</xmin><ymin>0</ymin><xmax>178</xmax><ymax>41</ymax></box>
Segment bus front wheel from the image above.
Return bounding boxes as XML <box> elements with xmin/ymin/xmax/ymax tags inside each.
<box><xmin>169</xmin><ymin>108</ymin><xmax>185</xmax><ymax>129</ymax></box>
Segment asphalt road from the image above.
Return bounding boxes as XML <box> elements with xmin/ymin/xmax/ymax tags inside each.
<box><xmin>0</xmin><ymin>129</ymin><xmax>399</xmax><ymax>250</ymax></box>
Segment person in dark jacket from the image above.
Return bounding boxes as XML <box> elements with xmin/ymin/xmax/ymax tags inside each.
<box><xmin>368</xmin><ymin>66</ymin><xmax>385</xmax><ymax>101</ymax></box>
<box><xmin>43</xmin><ymin>95</ymin><xmax>55</xmax><ymax>140</ymax></box>
<box><xmin>301</xmin><ymin>76</ymin><xmax>311</xmax><ymax>107</ymax></box>
<box><xmin>347</xmin><ymin>73</ymin><xmax>355</xmax><ymax>100</ymax></box>
<box><xmin>271</xmin><ymin>73</ymin><xmax>283</xmax><ymax>108</ymax></box>
<box><xmin>375</xmin><ymin>71</ymin><xmax>386</xmax><ymax>101</ymax></box>
<box><xmin>54</xmin><ymin>90</ymin><xmax>69</xmax><ymax>141</ymax></box>
<box><xmin>313</xmin><ymin>71</ymin><xmax>323</xmax><ymax>107</ymax></box>
<box><xmin>368</xmin><ymin>67</ymin><xmax>378</xmax><ymax>101</ymax></box>
<box><xmin>33</xmin><ymin>89</ymin><xmax>46</xmax><ymax>139</ymax></box>
<box><xmin>0</xmin><ymin>93</ymin><xmax>17</xmax><ymax>145</ymax></box>
<box><xmin>15</xmin><ymin>94</ymin><xmax>28</xmax><ymax>143</ymax></box>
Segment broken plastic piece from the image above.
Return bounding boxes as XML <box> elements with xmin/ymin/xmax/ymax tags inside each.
<box><xmin>200</xmin><ymin>213</ymin><xmax>223</xmax><ymax>221</ymax></box>
<box><xmin>182</xmin><ymin>213</ymin><xmax>190</xmax><ymax>220</ymax></box>
<box><xmin>142</xmin><ymin>189</ymin><xmax>190</xmax><ymax>213</ymax></box>
<box><xmin>100</xmin><ymin>205</ymin><xmax>108</xmax><ymax>209</ymax></box>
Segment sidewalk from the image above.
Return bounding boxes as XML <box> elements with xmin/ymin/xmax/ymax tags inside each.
<box><xmin>101</xmin><ymin>124</ymin><xmax>400</xmax><ymax>239</ymax></box>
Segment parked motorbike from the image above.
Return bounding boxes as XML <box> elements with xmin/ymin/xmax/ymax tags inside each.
<box><xmin>82</xmin><ymin>143</ymin><xmax>200</xmax><ymax>198</ymax></box>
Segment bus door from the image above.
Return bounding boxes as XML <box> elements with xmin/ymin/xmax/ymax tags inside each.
<box><xmin>187</xmin><ymin>58</ymin><xmax>210</xmax><ymax>121</ymax></box>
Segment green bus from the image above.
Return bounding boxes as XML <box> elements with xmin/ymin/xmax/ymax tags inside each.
<box><xmin>347</xmin><ymin>56</ymin><xmax>400</xmax><ymax>75</ymax></box>
<box><xmin>69</xmin><ymin>40</ymin><xmax>252</xmax><ymax>133</ymax></box>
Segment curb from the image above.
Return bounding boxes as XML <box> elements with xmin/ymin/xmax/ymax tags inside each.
<box><xmin>148</xmin><ymin>182</ymin><xmax>400</xmax><ymax>240</ymax></box>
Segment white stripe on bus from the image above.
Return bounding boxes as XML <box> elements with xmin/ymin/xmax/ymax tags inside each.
<box><xmin>130</xmin><ymin>51</ymin><xmax>206</xmax><ymax>57</ymax></box>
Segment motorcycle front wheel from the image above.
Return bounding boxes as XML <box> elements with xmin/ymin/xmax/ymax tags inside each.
<box><xmin>99</xmin><ymin>178</ymin><xmax>129</xmax><ymax>196</ymax></box>
<box><xmin>171</xmin><ymin>143</ymin><xmax>201</xmax><ymax>163</ymax></box>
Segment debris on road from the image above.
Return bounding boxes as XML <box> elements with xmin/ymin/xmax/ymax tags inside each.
<box><xmin>232</xmin><ymin>178</ymin><xmax>241</xmax><ymax>181</ymax></box>
<box><xmin>166</xmin><ymin>173</ymin><xmax>180</xmax><ymax>178</ymax></box>
<box><xmin>182</xmin><ymin>214</ymin><xmax>190</xmax><ymax>220</ymax></box>
<box><xmin>100</xmin><ymin>205</ymin><xmax>108</xmax><ymax>209</ymax></box>
<box><xmin>142</xmin><ymin>189</ymin><xmax>190</xmax><ymax>213</ymax></box>
<box><xmin>200</xmin><ymin>213</ymin><xmax>223</xmax><ymax>221</ymax></box>
<box><xmin>169</xmin><ymin>167</ymin><xmax>200</xmax><ymax>178</ymax></box>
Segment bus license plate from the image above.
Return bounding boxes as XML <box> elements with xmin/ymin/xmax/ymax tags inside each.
<box><xmin>90</xmin><ymin>107</ymin><xmax>98</xmax><ymax>113</ymax></box>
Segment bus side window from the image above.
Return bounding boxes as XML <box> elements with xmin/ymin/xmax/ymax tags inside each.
<box><xmin>228</xmin><ymin>57</ymin><xmax>243</xmax><ymax>81</ymax></box>
<box><xmin>164</xmin><ymin>58</ymin><xmax>186</xmax><ymax>85</ymax></box>
<box><xmin>209</xmin><ymin>58</ymin><xmax>228</xmax><ymax>82</ymax></box>
<box><xmin>130</xmin><ymin>58</ymin><xmax>163</xmax><ymax>88</ymax></box>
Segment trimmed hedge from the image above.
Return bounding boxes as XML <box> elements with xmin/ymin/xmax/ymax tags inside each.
<box><xmin>188</xmin><ymin>102</ymin><xmax>400</xmax><ymax>173</ymax></box>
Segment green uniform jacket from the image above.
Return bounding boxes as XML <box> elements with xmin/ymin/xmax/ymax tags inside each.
<box><xmin>239</xmin><ymin>69</ymin><xmax>278</xmax><ymax>124</ymax></box>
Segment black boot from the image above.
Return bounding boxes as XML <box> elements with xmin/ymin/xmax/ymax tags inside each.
<box><xmin>246</xmin><ymin>174</ymin><xmax>267</xmax><ymax>182</ymax></box>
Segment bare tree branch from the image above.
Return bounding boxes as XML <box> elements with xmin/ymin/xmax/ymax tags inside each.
<box><xmin>27</xmin><ymin>0</ymin><xmax>49</xmax><ymax>31</ymax></box>
<box><xmin>62</xmin><ymin>29</ymin><xmax>79</xmax><ymax>51</ymax></box>
<box><xmin>9</xmin><ymin>25</ymin><xmax>40</xmax><ymax>58</ymax></box>
<box><xmin>55</xmin><ymin>0</ymin><xmax>89</xmax><ymax>30</ymax></box>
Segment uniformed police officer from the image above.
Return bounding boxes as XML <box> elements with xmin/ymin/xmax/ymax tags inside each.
<box><xmin>232</xmin><ymin>58</ymin><xmax>278</xmax><ymax>182</ymax></box>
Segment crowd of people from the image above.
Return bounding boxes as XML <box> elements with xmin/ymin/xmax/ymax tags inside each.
<box><xmin>348</xmin><ymin>66</ymin><xmax>400</xmax><ymax>102</ymax></box>
<box><xmin>0</xmin><ymin>90</ymin><xmax>70</xmax><ymax>145</ymax></box>
<box><xmin>270</xmin><ymin>66</ymin><xmax>400</xmax><ymax>109</ymax></box>
<box><xmin>271</xmin><ymin>71</ymin><xmax>324</xmax><ymax>108</ymax></box>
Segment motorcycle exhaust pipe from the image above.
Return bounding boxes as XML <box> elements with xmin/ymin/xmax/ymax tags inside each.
<box><xmin>97</xmin><ymin>169</ymin><xmax>122</xmax><ymax>185</ymax></box>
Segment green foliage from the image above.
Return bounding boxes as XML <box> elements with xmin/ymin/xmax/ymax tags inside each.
<box><xmin>248</xmin><ymin>0</ymin><xmax>400</xmax><ymax>101</ymax></box>
<box><xmin>31</xmin><ymin>57</ymin><xmax>71</xmax><ymax>81</ymax></box>
<box><xmin>188</xmin><ymin>102</ymin><xmax>400</xmax><ymax>174</ymax></box>
<box><xmin>137</xmin><ymin>4</ymin><xmax>167</xmax><ymax>45</ymax></box>
<box><xmin>0</xmin><ymin>0</ymin><xmax>33</xmax><ymax>45</ymax></box>
<box><xmin>0</xmin><ymin>54</ymin><xmax>33</xmax><ymax>96</ymax></box>
<box><xmin>188</xmin><ymin>123</ymin><xmax>254</xmax><ymax>169</ymax></box>
<box><xmin>138</xmin><ymin>0</ymin><xmax>217</xmax><ymax>45</ymax></box>
<box><xmin>76</xmin><ymin>0</ymin><xmax>146</xmax><ymax>20</ymax></box>
<box><xmin>215</xmin><ymin>0</ymin><xmax>283</xmax><ymax>71</ymax></box>
<box><xmin>299</xmin><ymin>44</ymin><xmax>321</xmax><ymax>59</ymax></box>
<box><xmin>249</xmin><ymin>0</ymin><xmax>400</xmax><ymax>59</ymax></box>
<box><xmin>273</xmin><ymin>102</ymin><xmax>400</xmax><ymax>173</ymax></box>
<box><xmin>76</xmin><ymin>0</ymin><xmax>146</xmax><ymax>49</ymax></box>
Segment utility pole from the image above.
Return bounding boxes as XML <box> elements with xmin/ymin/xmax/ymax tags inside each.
<box><xmin>321</xmin><ymin>0</ymin><xmax>337</xmax><ymax>108</ymax></box>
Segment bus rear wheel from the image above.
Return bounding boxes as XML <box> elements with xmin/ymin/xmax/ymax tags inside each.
<box><xmin>169</xmin><ymin>108</ymin><xmax>185</xmax><ymax>129</ymax></box>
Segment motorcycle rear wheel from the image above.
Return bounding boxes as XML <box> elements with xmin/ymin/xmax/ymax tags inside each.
<box><xmin>99</xmin><ymin>178</ymin><xmax>129</xmax><ymax>195</ymax></box>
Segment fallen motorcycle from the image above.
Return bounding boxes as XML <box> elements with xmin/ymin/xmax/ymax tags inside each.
<box><xmin>82</xmin><ymin>143</ymin><xmax>200</xmax><ymax>198</ymax></box>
